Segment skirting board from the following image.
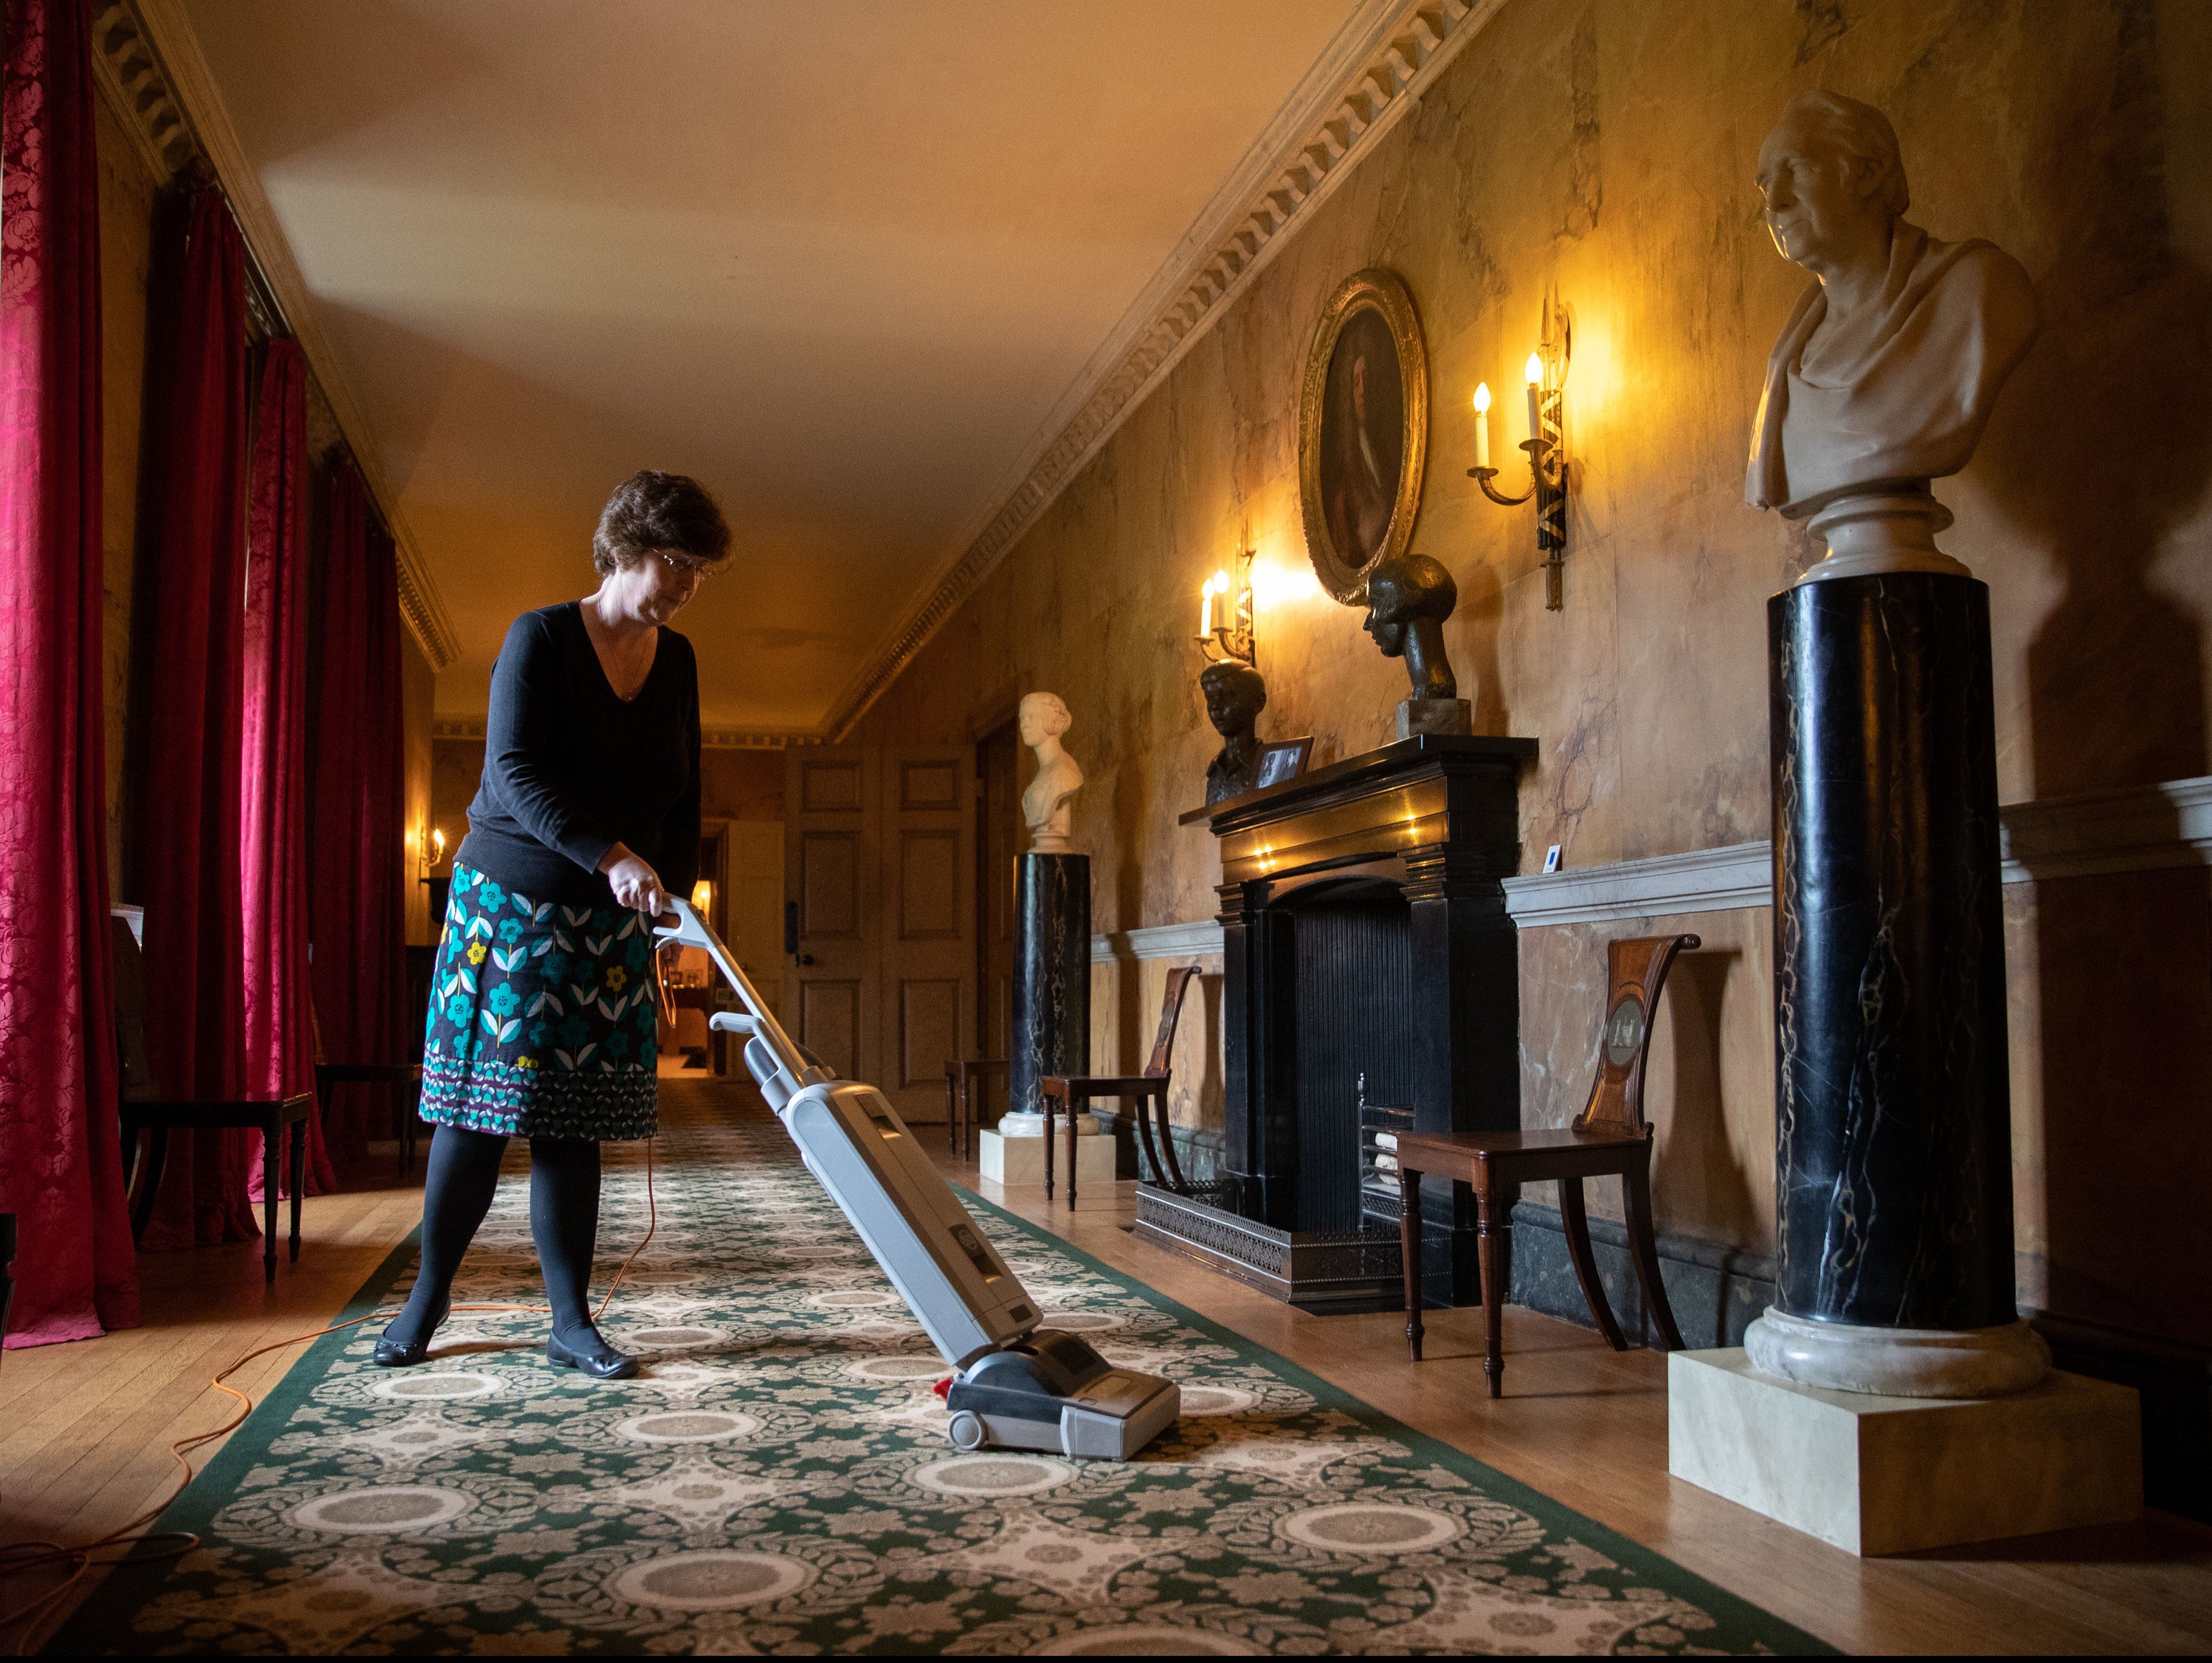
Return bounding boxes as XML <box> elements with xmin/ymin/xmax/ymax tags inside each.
<box><xmin>1088</xmin><ymin>1107</ymin><xmax>1225</xmax><ymax>1186</ymax></box>
<box><xmin>1508</xmin><ymin>1199</ymin><xmax>1775</xmax><ymax>1351</ymax></box>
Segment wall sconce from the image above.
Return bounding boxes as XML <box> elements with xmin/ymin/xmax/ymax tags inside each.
<box><xmin>1195</xmin><ymin>548</ymin><xmax>1256</xmax><ymax>667</ymax></box>
<box><xmin>690</xmin><ymin>879</ymin><xmax>713</xmax><ymax>915</ymax></box>
<box><xmin>1468</xmin><ymin>295</ymin><xmax>1572</xmax><ymax>610</ymax></box>
<box><xmin>419</xmin><ymin>824</ymin><xmax>447</xmax><ymax>877</ymax></box>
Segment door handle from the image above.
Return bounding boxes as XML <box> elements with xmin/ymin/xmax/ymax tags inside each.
<box><xmin>795</xmin><ymin>953</ymin><xmax>816</xmax><ymax>967</ymax></box>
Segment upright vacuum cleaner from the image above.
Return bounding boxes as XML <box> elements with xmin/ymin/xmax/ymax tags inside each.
<box><xmin>655</xmin><ymin>900</ymin><xmax>1179</xmax><ymax>1460</ymax></box>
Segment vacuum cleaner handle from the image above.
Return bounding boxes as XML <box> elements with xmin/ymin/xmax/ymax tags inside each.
<box><xmin>653</xmin><ymin>899</ymin><xmax>829</xmax><ymax>1097</ymax></box>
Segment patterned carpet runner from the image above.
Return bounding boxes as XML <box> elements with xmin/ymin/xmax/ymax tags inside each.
<box><xmin>54</xmin><ymin>1081</ymin><xmax>1826</xmax><ymax>1654</ymax></box>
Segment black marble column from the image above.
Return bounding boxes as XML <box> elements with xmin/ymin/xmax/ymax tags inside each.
<box><xmin>1012</xmin><ymin>852</ymin><xmax>1090</xmax><ymax>1117</ymax></box>
<box><xmin>1769</xmin><ymin>573</ymin><xmax>2016</xmax><ymax>1331</ymax></box>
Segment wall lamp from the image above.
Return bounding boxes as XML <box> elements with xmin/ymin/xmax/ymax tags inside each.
<box><xmin>1195</xmin><ymin>548</ymin><xmax>1256</xmax><ymax>667</ymax></box>
<box><xmin>419</xmin><ymin>824</ymin><xmax>447</xmax><ymax>877</ymax></box>
<box><xmin>1468</xmin><ymin>295</ymin><xmax>1572</xmax><ymax>610</ymax></box>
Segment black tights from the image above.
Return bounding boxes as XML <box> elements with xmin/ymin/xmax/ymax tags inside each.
<box><xmin>384</xmin><ymin>1125</ymin><xmax>609</xmax><ymax>1351</ymax></box>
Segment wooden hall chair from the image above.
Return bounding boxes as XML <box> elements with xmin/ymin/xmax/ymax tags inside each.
<box><xmin>1393</xmin><ymin>933</ymin><xmax>1699</xmax><ymax>1397</ymax></box>
<box><xmin>1040</xmin><ymin>966</ymin><xmax>1199</xmax><ymax>1209</ymax></box>
<box><xmin>942</xmin><ymin>1057</ymin><xmax>1007</xmax><ymax>1160</ymax></box>
<box><xmin>109</xmin><ymin>915</ymin><xmax>316</xmax><ymax>1285</ymax></box>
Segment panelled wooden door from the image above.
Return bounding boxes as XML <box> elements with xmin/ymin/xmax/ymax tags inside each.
<box><xmin>878</xmin><ymin>747</ymin><xmax>975</xmax><ymax>1125</ymax></box>
<box><xmin>727</xmin><ymin>820</ymin><xmax>784</xmax><ymax>1023</ymax></box>
<box><xmin>976</xmin><ymin>721</ymin><xmax>1020</xmax><ymax>1113</ymax></box>
<box><xmin>784</xmin><ymin>748</ymin><xmax>875</xmax><ymax>1085</ymax></box>
<box><xmin>781</xmin><ymin>746</ymin><xmax>977</xmax><ymax>1123</ymax></box>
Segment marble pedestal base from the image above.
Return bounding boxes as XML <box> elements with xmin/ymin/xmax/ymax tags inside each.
<box><xmin>979</xmin><ymin>1128</ymin><xmax>1116</xmax><ymax>1191</ymax></box>
<box><xmin>1668</xmin><ymin>1349</ymin><xmax>2140</xmax><ymax>1555</ymax></box>
<box><xmin>1746</xmin><ymin>1309</ymin><xmax>2050</xmax><ymax>1397</ymax></box>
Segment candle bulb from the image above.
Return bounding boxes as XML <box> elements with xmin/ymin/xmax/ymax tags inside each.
<box><xmin>1524</xmin><ymin>352</ymin><xmax>1544</xmax><ymax>451</ymax></box>
<box><xmin>1199</xmin><ymin>576</ymin><xmax>1213</xmax><ymax>639</ymax></box>
<box><xmin>1473</xmin><ymin>382</ymin><xmax>1491</xmax><ymax>470</ymax></box>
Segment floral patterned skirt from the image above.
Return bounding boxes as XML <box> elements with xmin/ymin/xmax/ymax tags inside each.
<box><xmin>419</xmin><ymin>863</ymin><xmax>659</xmax><ymax>1140</ymax></box>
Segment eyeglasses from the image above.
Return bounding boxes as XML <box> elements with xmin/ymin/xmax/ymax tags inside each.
<box><xmin>658</xmin><ymin>552</ymin><xmax>718</xmax><ymax>583</ymax></box>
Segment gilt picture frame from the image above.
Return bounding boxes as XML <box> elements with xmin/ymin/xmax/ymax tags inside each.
<box><xmin>1297</xmin><ymin>268</ymin><xmax>1428</xmax><ymax>604</ymax></box>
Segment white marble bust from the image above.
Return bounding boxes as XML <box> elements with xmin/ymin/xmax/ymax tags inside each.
<box><xmin>1018</xmin><ymin>691</ymin><xmax>1083</xmax><ymax>854</ymax></box>
<box><xmin>1746</xmin><ymin>91</ymin><xmax>2040</xmax><ymax>578</ymax></box>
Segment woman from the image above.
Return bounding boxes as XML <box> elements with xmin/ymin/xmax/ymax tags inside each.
<box><xmin>374</xmin><ymin>470</ymin><xmax>728</xmax><ymax>1378</ymax></box>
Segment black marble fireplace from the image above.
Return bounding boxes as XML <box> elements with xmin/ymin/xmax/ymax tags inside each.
<box><xmin>1141</xmin><ymin>733</ymin><xmax>1535</xmax><ymax>1309</ymax></box>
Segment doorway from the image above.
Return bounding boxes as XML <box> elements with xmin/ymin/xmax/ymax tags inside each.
<box><xmin>976</xmin><ymin>718</ymin><xmax>1021</xmax><ymax>1120</ymax></box>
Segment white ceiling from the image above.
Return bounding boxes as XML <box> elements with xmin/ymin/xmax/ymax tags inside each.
<box><xmin>178</xmin><ymin>0</ymin><xmax>1367</xmax><ymax>730</ymax></box>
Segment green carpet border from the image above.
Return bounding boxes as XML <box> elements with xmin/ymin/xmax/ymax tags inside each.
<box><xmin>950</xmin><ymin>1185</ymin><xmax>1834</xmax><ymax>1656</ymax></box>
<box><xmin>53</xmin><ymin>1187</ymin><xmax>1832</xmax><ymax>1655</ymax></box>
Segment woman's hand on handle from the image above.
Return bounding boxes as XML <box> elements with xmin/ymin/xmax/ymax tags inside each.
<box><xmin>598</xmin><ymin>842</ymin><xmax>667</xmax><ymax>916</ymax></box>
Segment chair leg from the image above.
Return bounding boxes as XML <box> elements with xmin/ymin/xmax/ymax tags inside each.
<box><xmin>1041</xmin><ymin>1090</ymin><xmax>1056</xmax><ymax>1201</ymax></box>
<box><xmin>1064</xmin><ymin>1094</ymin><xmax>1081</xmax><ymax>1210</ymax></box>
<box><xmin>1398</xmin><ymin>1167</ymin><xmax>1425</xmax><ymax>1362</ymax></box>
<box><xmin>1623</xmin><ymin>1156</ymin><xmax>1686</xmax><ymax>1350</ymax></box>
<box><xmin>262</xmin><ymin>1125</ymin><xmax>280</xmax><ymax>1284</ymax></box>
<box><xmin>289</xmin><ymin>1119</ymin><xmax>307</xmax><ymax>1264</ymax></box>
<box><xmin>1476</xmin><ymin>1167</ymin><xmax>1508</xmax><ymax>1398</ymax></box>
<box><xmin>1558</xmin><ymin>1177</ymin><xmax>1628</xmax><ymax>1350</ymax></box>
<box><xmin>128</xmin><ymin>1127</ymin><xmax>168</xmax><ymax>1242</ymax></box>
<box><xmin>1152</xmin><ymin>1089</ymin><xmax>1191</xmax><ymax>1195</ymax></box>
<box><xmin>1131</xmin><ymin>1091</ymin><xmax>1166</xmax><ymax>1188</ymax></box>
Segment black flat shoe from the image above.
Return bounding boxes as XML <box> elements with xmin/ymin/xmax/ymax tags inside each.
<box><xmin>371</xmin><ymin>1295</ymin><xmax>450</xmax><ymax>1368</ymax></box>
<box><xmin>546</xmin><ymin>1330</ymin><xmax>639</xmax><ymax>1380</ymax></box>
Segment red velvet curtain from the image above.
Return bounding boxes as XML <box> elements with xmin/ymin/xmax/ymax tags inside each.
<box><xmin>242</xmin><ymin>338</ymin><xmax>333</xmax><ymax>1195</ymax></box>
<box><xmin>137</xmin><ymin>188</ymin><xmax>257</xmax><ymax>1248</ymax></box>
<box><xmin>310</xmin><ymin>467</ymin><xmax>407</xmax><ymax>1158</ymax></box>
<box><xmin>0</xmin><ymin>0</ymin><xmax>141</xmax><ymax>1344</ymax></box>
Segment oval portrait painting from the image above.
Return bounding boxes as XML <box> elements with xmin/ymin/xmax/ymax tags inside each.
<box><xmin>1299</xmin><ymin>269</ymin><xmax>1428</xmax><ymax>601</ymax></box>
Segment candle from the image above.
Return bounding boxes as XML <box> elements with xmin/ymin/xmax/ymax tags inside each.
<box><xmin>1524</xmin><ymin>352</ymin><xmax>1544</xmax><ymax>449</ymax></box>
<box><xmin>1473</xmin><ymin>383</ymin><xmax>1491</xmax><ymax>470</ymax></box>
<box><xmin>1199</xmin><ymin>576</ymin><xmax>1213</xmax><ymax>638</ymax></box>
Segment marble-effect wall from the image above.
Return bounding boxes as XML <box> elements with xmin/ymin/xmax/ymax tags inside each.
<box><xmin>854</xmin><ymin>0</ymin><xmax>2212</xmax><ymax>1343</ymax></box>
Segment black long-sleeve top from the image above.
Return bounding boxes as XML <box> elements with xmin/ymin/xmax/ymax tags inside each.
<box><xmin>455</xmin><ymin>601</ymin><xmax>701</xmax><ymax>907</ymax></box>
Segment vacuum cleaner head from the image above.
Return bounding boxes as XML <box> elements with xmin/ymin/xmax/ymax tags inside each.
<box><xmin>948</xmin><ymin>1330</ymin><xmax>1181</xmax><ymax>1459</ymax></box>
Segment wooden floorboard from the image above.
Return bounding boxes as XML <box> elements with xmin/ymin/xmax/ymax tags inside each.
<box><xmin>4</xmin><ymin>1118</ymin><xmax>2207</xmax><ymax>1655</ymax></box>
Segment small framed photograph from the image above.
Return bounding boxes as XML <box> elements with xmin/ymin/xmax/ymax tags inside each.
<box><xmin>1543</xmin><ymin>844</ymin><xmax>1563</xmax><ymax>873</ymax></box>
<box><xmin>1253</xmin><ymin>737</ymin><xmax>1314</xmax><ymax>790</ymax></box>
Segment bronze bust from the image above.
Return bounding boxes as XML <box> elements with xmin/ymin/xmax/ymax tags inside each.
<box><xmin>1200</xmin><ymin>661</ymin><xmax>1268</xmax><ymax>804</ymax></box>
<box><xmin>1362</xmin><ymin>553</ymin><xmax>1458</xmax><ymax>702</ymax></box>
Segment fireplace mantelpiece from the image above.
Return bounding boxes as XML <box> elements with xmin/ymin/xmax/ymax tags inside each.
<box><xmin>1148</xmin><ymin>734</ymin><xmax>1536</xmax><ymax>1307</ymax></box>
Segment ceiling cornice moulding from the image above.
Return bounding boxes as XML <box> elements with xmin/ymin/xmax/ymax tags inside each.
<box><xmin>121</xmin><ymin>0</ymin><xmax>462</xmax><ymax>673</ymax></box>
<box><xmin>820</xmin><ymin>0</ymin><xmax>1503</xmax><ymax>739</ymax></box>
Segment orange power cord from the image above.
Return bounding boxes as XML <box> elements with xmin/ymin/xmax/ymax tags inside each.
<box><xmin>0</xmin><ymin>1137</ymin><xmax>661</xmax><ymax>1655</ymax></box>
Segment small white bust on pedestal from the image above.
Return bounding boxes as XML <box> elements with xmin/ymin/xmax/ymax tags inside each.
<box><xmin>1018</xmin><ymin>692</ymin><xmax>1083</xmax><ymax>853</ymax></box>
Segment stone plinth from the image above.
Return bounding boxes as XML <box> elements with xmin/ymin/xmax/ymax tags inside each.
<box><xmin>979</xmin><ymin>1128</ymin><xmax>1116</xmax><ymax>1191</ymax></box>
<box><xmin>1668</xmin><ymin>1349</ymin><xmax>2140</xmax><ymax>1555</ymax></box>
